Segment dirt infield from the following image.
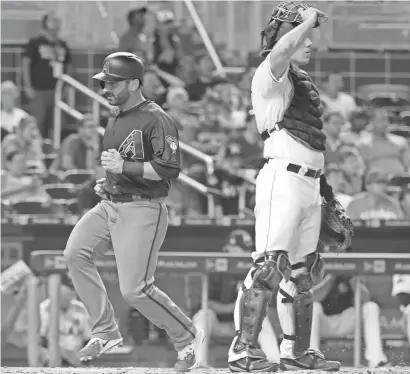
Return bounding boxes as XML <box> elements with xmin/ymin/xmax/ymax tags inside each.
<box><xmin>2</xmin><ymin>368</ymin><xmax>410</xmax><ymax>374</ymax></box>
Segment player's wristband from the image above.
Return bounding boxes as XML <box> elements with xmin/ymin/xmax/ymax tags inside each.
<box><xmin>319</xmin><ymin>174</ymin><xmax>335</xmax><ymax>202</ymax></box>
<box><xmin>122</xmin><ymin>160</ymin><xmax>144</xmax><ymax>178</ymax></box>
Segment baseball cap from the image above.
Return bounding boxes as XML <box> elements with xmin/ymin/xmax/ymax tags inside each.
<box><xmin>157</xmin><ymin>9</ymin><xmax>174</xmax><ymax>24</ymax></box>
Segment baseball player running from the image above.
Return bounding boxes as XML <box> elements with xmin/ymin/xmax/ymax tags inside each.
<box><xmin>64</xmin><ymin>52</ymin><xmax>205</xmax><ymax>372</ymax></box>
<box><xmin>228</xmin><ymin>2</ymin><xmax>352</xmax><ymax>372</ymax></box>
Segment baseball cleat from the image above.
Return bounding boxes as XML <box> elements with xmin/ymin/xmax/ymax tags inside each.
<box><xmin>78</xmin><ymin>337</ymin><xmax>123</xmax><ymax>362</ymax></box>
<box><xmin>229</xmin><ymin>357</ymin><xmax>280</xmax><ymax>372</ymax></box>
<box><xmin>280</xmin><ymin>348</ymin><xmax>341</xmax><ymax>371</ymax></box>
<box><xmin>174</xmin><ymin>327</ymin><xmax>206</xmax><ymax>372</ymax></box>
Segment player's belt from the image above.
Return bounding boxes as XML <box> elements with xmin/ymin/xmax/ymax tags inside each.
<box><xmin>286</xmin><ymin>163</ymin><xmax>322</xmax><ymax>179</ymax></box>
<box><xmin>107</xmin><ymin>193</ymin><xmax>164</xmax><ymax>203</ymax></box>
<box><xmin>260</xmin><ymin>123</ymin><xmax>284</xmax><ymax>141</ymax></box>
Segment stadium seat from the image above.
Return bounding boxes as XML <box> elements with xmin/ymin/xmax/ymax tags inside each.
<box><xmin>1</xmin><ymin>202</ymin><xmax>11</xmax><ymax>217</ymax></box>
<box><xmin>63</xmin><ymin>169</ymin><xmax>94</xmax><ymax>186</ymax></box>
<box><xmin>43</xmin><ymin>183</ymin><xmax>78</xmax><ymax>199</ymax></box>
<box><xmin>352</xmin><ymin>92</ymin><xmax>370</xmax><ymax>108</ymax></box>
<box><xmin>11</xmin><ymin>198</ymin><xmax>61</xmax><ymax>215</ymax></box>
<box><xmin>42</xmin><ymin>172</ymin><xmax>62</xmax><ymax>185</ymax></box>
<box><xmin>388</xmin><ymin>125</ymin><xmax>410</xmax><ymax>138</ymax></box>
<box><xmin>400</xmin><ymin>111</ymin><xmax>410</xmax><ymax>127</ymax></box>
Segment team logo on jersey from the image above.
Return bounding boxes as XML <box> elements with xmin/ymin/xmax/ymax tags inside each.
<box><xmin>165</xmin><ymin>135</ymin><xmax>178</xmax><ymax>161</ymax></box>
<box><xmin>118</xmin><ymin>129</ymin><xmax>144</xmax><ymax>160</ymax></box>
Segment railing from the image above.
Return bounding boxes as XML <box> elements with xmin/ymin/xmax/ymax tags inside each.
<box><xmin>183</xmin><ymin>0</ymin><xmax>225</xmax><ymax>77</ymax></box>
<box><xmin>54</xmin><ymin>74</ymin><xmax>219</xmax><ymax>217</ymax></box>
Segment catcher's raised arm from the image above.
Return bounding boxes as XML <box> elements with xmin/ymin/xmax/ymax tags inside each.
<box><xmin>261</xmin><ymin>2</ymin><xmax>327</xmax><ymax>79</ymax></box>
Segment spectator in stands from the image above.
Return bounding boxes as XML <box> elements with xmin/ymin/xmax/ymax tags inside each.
<box><xmin>40</xmin><ymin>273</ymin><xmax>91</xmax><ymax>366</ymax></box>
<box><xmin>311</xmin><ymin>268</ymin><xmax>390</xmax><ymax>367</ymax></box>
<box><xmin>192</xmin><ymin>275</ymin><xmax>280</xmax><ymax>365</ymax></box>
<box><xmin>177</xmin><ymin>55</ymin><xmax>197</xmax><ymax>85</ymax></box>
<box><xmin>1</xmin><ymin>81</ymin><xmax>28</xmax><ymax>140</ymax></box>
<box><xmin>177</xmin><ymin>20</ymin><xmax>204</xmax><ymax>58</ymax></box>
<box><xmin>403</xmin><ymin>148</ymin><xmax>410</xmax><ymax>173</ymax></box>
<box><xmin>218</xmin><ymin>110</ymin><xmax>264</xmax><ymax>170</ymax></box>
<box><xmin>391</xmin><ymin>275</ymin><xmax>410</xmax><ymax>346</ymax></box>
<box><xmin>338</xmin><ymin>146</ymin><xmax>366</xmax><ymax>195</ymax></box>
<box><xmin>2</xmin><ymin>115</ymin><xmax>45</xmax><ymax>174</ymax></box>
<box><xmin>400</xmin><ymin>184</ymin><xmax>410</xmax><ymax>218</ymax></box>
<box><xmin>153</xmin><ymin>10</ymin><xmax>181</xmax><ymax>77</ymax></box>
<box><xmin>51</xmin><ymin>114</ymin><xmax>100</xmax><ymax>172</ymax></box>
<box><xmin>1</xmin><ymin>151</ymin><xmax>50</xmax><ymax>203</ymax></box>
<box><xmin>197</xmin><ymin>99</ymin><xmax>227</xmax><ymax>155</ymax></box>
<box><xmin>119</xmin><ymin>7</ymin><xmax>150</xmax><ymax>59</ymax></box>
<box><xmin>346</xmin><ymin>170</ymin><xmax>404</xmax><ymax>220</ymax></box>
<box><xmin>323</xmin><ymin>111</ymin><xmax>345</xmax><ymax>165</ymax></box>
<box><xmin>166</xmin><ymin>87</ymin><xmax>200</xmax><ymax>144</ymax></box>
<box><xmin>141</xmin><ymin>68</ymin><xmax>166</xmax><ymax>106</ymax></box>
<box><xmin>185</xmin><ymin>53</ymin><xmax>216</xmax><ymax>102</ymax></box>
<box><xmin>320</xmin><ymin>72</ymin><xmax>357</xmax><ymax>122</ymax></box>
<box><xmin>339</xmin><ymin>108</ymin><xmax>371</xmax><ymax>146</ymax></box>
<box><xmin>324</xmin><ymin>165</ymin><xmax>352</xmax><ymax>208</ymax></box>
<box><xmin>358</xmin><ymin>108</ymin><xmax>408</xmax><ymax>177</ymax></box>
<box><xmin>1</xmin><ymin>281</ymin><xmax>48</xmax><ymax>365</ymax></box>
<box><xmin>22</xmin><ymin>11</ymin><xmax>71</xmax><ymax>139</ymax></box>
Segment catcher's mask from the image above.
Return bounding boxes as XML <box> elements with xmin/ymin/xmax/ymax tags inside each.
<box><xmin>260</xmin><ymin>1</ymin><xmax>327</xmax><ymax>58</ymax></box>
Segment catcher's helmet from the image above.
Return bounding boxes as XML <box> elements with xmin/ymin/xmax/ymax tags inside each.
<box><xmin>260</xmin><ymin>2</ymin><xmax>327</xmax><ymax>57</ymax></box>
<box><xmin>93</xmin><ymin>52</ymin><xmax>144</xmax><ymax>83</ymax></box>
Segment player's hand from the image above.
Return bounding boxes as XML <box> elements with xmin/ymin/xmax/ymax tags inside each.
<box><xmin>298</xmin><ymin>7</ymin><xmax>327</xmax><ymax>24</ymax></box>
<box><xmin>94</xmin><ymin>178</ymin><xmax>108</xmax><ymax>200</ymax></box>
<box><xmin>101</xmin><ymin>149</ymin><xmax>124</xmax><ymax>174</ymax></box>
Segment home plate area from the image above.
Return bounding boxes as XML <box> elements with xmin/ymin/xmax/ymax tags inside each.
<box><xmin>2</xmin><ymin>368</ymin><xmax>410</xmax><ymax>374</ymax></box>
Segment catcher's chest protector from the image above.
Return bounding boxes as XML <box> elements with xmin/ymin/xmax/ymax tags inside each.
<box><xmin>280</xmin><ymin>68</ymin><xmax>327</xmax><ymax>151</ymax></box>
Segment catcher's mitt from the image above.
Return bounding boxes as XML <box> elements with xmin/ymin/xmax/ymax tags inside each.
<box><xmin>318</xmin><ymin>199</ymin><xmax>354</xmax><ymax>252</ymax></box>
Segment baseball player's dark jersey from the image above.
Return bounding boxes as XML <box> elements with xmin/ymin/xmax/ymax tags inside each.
<box><xmin>320</xmin><ymin>276</ymin><xmax>354</xmax><ymax>316</ymax></box>
<box><xmin>103</xmin><ymin>100</ymin><xmax>181</xmax><ymax>198</ymax></box>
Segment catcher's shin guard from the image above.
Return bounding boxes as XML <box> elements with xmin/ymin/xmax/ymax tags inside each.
<box><xmin>229</xmin><ymin>251</ymin><xmax>291</xmax><ymax>371</ymax></box>
<box><xmin>278</xmin><ymin>252</ymin><xmax>324</xmax><ymax>357</ymax></box>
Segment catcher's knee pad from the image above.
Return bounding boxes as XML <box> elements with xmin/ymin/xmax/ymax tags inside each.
<box><xmin>291</xmin><ymin>252</ymin><xmax>325</xmax><ymax>292</ymax></box>
<box><xmin>237</xmin><ymin>251</ymin><xmax>291</xmax><ymax>348</ymax></box>
<box><xmin>252</xmin><ymin>250</ymin><xmax>292</xmax><ymax>291</ymax></box>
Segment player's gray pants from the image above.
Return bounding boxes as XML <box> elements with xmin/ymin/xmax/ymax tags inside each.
<box><xmin>64</xmin><ymin>199</ymin><xmax>196</xmax><ymax>350</ymax></box>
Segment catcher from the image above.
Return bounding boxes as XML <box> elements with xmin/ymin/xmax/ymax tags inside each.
<box><xmin>227</xmin><ymin>2</ymin><xmax>354</xmax><ymax>372</ymax></box>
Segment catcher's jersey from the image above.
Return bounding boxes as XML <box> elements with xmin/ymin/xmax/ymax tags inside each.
<box><xmin>251</xmin><ymin>57</ymin><xmax>324</xmax><ymax>169</ymax></box>
<box><xmin>392</xmin><ymin>274</ymin><xmax>410</xmax><ymax>296</ymax></box>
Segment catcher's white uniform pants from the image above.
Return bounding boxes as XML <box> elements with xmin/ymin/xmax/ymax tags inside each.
<box><xmin>252</xmin><ymin>158</ymin><xmax>322</xmax><ymax>263</ymax></box>
<box><xmin>310</xmin><ymin>301</ymin><xmax>388</xmax><ymax>367</ymax></box>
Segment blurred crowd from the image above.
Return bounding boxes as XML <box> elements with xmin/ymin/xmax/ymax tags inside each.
<box><xmin>1</xmin><ymin>7</ymin><xmax>410</xmax><ymax>221</ymax></box>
